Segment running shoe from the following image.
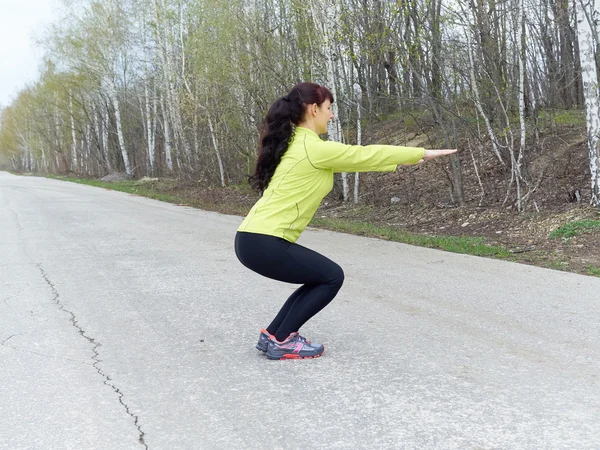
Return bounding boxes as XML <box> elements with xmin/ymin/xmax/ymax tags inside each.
<box><xmin>256</xmin><ymin>329</ymin><xmax>272</xmax><ymax>352</ymax></box>
<box><xmin>256</xmin><ymin>329</ymin><xmax>324</xmax><ymax>353</ymax></box>
<box><xmin>266</xmin><ymin>332</ymin><xmax>325</xmax><ymax>360</ymax></box>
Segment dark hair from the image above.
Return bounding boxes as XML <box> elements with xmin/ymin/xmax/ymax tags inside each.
<box><xmin>248</xmin><ymin>82</ymin><xmax>334</xmax><ymax>193</ymax></box>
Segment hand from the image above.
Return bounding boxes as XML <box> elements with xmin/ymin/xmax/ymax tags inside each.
<box><xmin>412</xmin><ymin>148</ymin><xmax>457</xmax><ymax>164</ymax></box>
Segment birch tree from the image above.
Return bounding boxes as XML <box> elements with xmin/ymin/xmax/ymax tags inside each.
<box><xmin>310</xmin><ymin>0</ymin><xmax>349</xmax><ymax>200</ymax></box>
<box><xmin>575</xmin><ymin>0</ymin><xmax>600</xmax><ymax>205</ymax></box>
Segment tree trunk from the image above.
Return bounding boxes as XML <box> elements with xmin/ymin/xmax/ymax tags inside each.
<box><xmin>354</xmin><ymin>83</ymin><xmax>362</xmax><ymax>204</ymax></box>
<box><xmin>312</xmin><ymin>0</ymin><xmax>348</xmax><ymax>200</ymax></box>
<box><xmin>101</xmin><ymin>101</ymin><xmax>112</xmax><ymax>173</ymax></box>
<box><xmin>465</xmin><ymin>27</ymin><xmax>506</xmax><ymax>166</ymax></box>
<box><xmin>515</xmin><ymin>0</ymin><xmax>526</xmax><ymax>210</ymax></box>
<box><xmin>575</xmin><ymin>0</ymin><xmax>600</xmax><ymax>205</ymax></box>
<box><xmin>207</xmin><ymin>113</ymin><xmax>226</xmax><ymax>187</ymax></box>
<box><xmin>160</xmin><ymin>92</ymin><xmax>173</xmax><ymax>171</ymax></box>
<box><xmin>144</xmin><ymin>83</ymin><xmax>155</xmax><ymax>174</ymax></box>
<box><xmin>69</xmin><ymin>93</ymin><xmax>78</xmax><ymax>173</ymax></box>
<box><xmin>108</xmin><ymin>81</ymin><xmax>132</xmax><ymax>175</ymax></box>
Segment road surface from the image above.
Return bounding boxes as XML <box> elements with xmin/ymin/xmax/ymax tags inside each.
<box><xmin>1</xmin><ymin>172</ymin><xmax>599</xmax><ymax>449</ymax></box>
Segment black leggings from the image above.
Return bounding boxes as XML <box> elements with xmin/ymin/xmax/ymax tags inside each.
<box><xmin>234</xmin><ymin>231</ymin><xmax>344</xmax><ymax>341</ymax></box>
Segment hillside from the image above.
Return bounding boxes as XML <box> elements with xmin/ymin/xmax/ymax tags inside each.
<box><xmin>318</xmin><ymin>110</ymin><xmax>600</xmax><ymax>276</ymax></box>
<box><xmin>198</xmin><ymin>110</ymin><xmax>600</xmax><ymax>276</ymax></box>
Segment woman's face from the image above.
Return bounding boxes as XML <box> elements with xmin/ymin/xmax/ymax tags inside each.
<box><xmin>315</xmin><ymin>99</ymin><xmax>334</xmax><ymax>134</ymax></box>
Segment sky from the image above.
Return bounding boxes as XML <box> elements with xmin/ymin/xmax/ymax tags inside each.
<box><xmin>0</xmin><ymin>0</ymin><xmax>59</xmax><ymax>107</ymax></box>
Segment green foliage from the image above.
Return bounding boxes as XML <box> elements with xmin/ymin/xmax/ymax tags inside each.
<box><xmin>534</xmin><ymin>109</ymin><xmax>586</xmax><ymax>137</ymax></box>
<box><xmin>538</xmin><ymin>109</ymin><xmax>585</xmax><ymax>126</ymax></box>
<box><xmin>0</xmin><ymin>0</ymin><xmax>594</xmax><ymax>202</ymax></box>
<box><xmin>587</xmin><ymin>266</ymin><xmax>600</xmax><ymax>277</ymax></box>
<box><xmin>546</xmin><ymin>260</ymin><xmax>570</xmax><ymax>270</ymax></box>
<box><xmin>549</xmin><ymin>220</ymin><xmax>600</xmax><ymax>239</ymax></box>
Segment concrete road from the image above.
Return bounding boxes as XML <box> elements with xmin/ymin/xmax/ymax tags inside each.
<box><xmin>1</xmin><ymin>171</ymin><xmax>599</xmax><ymax>450</ymax></box>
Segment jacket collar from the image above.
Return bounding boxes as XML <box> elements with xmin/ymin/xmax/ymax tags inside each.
<box><xmin>294</xmin><ymin>126</ymin><xmax>319</xmax><ymax>138</ymax></box>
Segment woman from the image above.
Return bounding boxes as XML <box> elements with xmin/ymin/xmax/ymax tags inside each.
<box><xmin>234</xmin><ymin>82</ymin><xmax>456</xmax><ymax>360</ymax></box>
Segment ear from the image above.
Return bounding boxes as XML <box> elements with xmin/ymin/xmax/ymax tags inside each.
<box><xmin>310</xmin><ymin>103</ymin><xmax>318</xmax><ymax>117</ymax></box>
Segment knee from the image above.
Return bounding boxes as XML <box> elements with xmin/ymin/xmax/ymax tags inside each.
<box><xmin>330</xmin><ymin>264</ymin><xmax>345</xmax><ymax>288</ymax></box>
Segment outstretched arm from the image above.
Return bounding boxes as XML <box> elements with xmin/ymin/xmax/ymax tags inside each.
<box><xmin>305</xmin><ymin>139</ymin><xmax>425</xmax><ymax>173</ymax></box>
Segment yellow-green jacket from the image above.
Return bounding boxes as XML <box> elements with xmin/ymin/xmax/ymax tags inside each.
<box><xmin>238</xmin><ymin>126</ymin><xmax>424</xmax><ymax>243</ymax></box>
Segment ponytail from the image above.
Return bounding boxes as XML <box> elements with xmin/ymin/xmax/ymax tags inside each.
<box><xmin>248</xmin><ymin>82</ymin><xmax>334</xmax><ymax>193</ymax></box>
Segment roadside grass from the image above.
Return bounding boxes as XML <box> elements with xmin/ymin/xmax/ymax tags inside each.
<box><xmin>47</xmin><ymin>175</ymin><xmax>510</xmax><ymax>260</ymax></box>
<box><xmin>46</xmin><ymin>175</ymin><xmax>251</xmax><ymax>215</ymax></box>
<box><xmin>47</xmin><ymin>175</ymin><xmax>183</xmax><ymax>202</ymax></box>
<box><xmin>545</xmin><ymin>260</ymin><xmax>570</xmax><ymax>271</ymax></box>
<box><xmin>587</xmin><ymin>266</ymin><xmax>600</xmax><ymax>277</ymax></box>
<box><xmin>310</xmin><ymin>217</ymin><xmax>510</xmax><ymax>257</ymax></box>
<box><xmin>549</xmin><ymin>219</ymin><xmax>600</xmax><ymax>239</ymax></box>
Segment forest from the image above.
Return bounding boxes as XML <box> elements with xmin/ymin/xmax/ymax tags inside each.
<box><xmin>1</xmin><ymin>0</ymin><xmax>600</xmax><ymax>213</ymax></box>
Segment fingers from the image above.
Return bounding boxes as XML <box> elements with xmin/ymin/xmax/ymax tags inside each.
<box><xmin>430</xmin><ymin>149</ymin><xmax>457</xmax><ymax>155</ymax></box>
<box><xmin>423</xmin><ymin>149</ymin><xmax>458</xmax><ymax>160</ymax></box>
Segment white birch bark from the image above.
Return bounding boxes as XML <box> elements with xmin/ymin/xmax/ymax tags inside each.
<box><xmin>154</xmin><ymin>0</ymin><xmax>175</xmax><ymax>170</ymax></box>
<box><xmin>101</xmin><ymin>102</ymin><xmax>112</xmax><ymax>172</ymax></box>
<box><xmin>91</xmin><ymin>101</ymin><xmax>101</xmax><ymax>169</ymax></box>
<box><xmin>207</xmin><ymin>113</ymin><xmax>226</xmax><ymax>187</ymax></box>
<box><xmin>82</xmin><ymin>130</ymin><xmax>89</xmax><ymax>175</ymax></box>
<box><xmin>193</xmin><ymin>112</ymin><xmax>199</xmax><ymax>164</ymax></box>
<box><xmin>354</xmin><ymin>83</ymin><xmax>362</xmax><ymax>204</ymax></box>
<box><xmin>23</xmin><ymin>142</ymin><xmax>30</xmax><ymax>172</ymax></box>
<box><xmin>13</xmin><ymin>123</ymin><xmax>30</xmax><ymax>172</ymax></box>
<box><xmin>69</xmin><ymin>93</ymin><xmax>78</xmax><ymax>172</ymax></box>
<box><xmin>154</xmin><ymin>0</ymin><xmax>190</xmax><ymax>171</ymax></box>
<box><xmin>465</xmin><ymin>26</ymin><xmax>505</xmax><ymax>166</ymax></box>
<box><xmin>161</xmin><ymin>92</ymin><xmax>173</xmax><ymax>171</ymax></box>
<box><xmin>575</xmin><ymin>0</ymin><xmax>600</xmax><ymax>205</ymax></box>
<box><xmin>152</xmin><ymin>84</ymin><xmax>158</xmax><ymax>169</ymax></box>
<box><xmin>172</xmin><ymin>0</ymin><xmax>192</xmax><ymax>170</ymax></box>
<box><xmin>145</xmin><ymin>83</ymin><xmax>155</xmax><ymax>174</ymax></box>
<box><xmin>179</xmin><ymin>0</ymin><xmax>193</xmax><ymax>97</ymax></box>
<box><xmin>45</xmin><ymin>121</ymin><xmax>52</xmax><ymax>171</ymax></box>
<box><xmin>40</xmin><ymin>143</ymin><xmax>47</xmax><ymax>173</ymax></box>
<box><xmin>311</xmin><ymin>0</ymin><xmax>348</xmax><ymax>200</ymax></box>
<box><xmin>141</xmin><ymin>3</ymin><xmax>156</xmax><ymax>175</ymax></box>
<box><xmin>515</xmin><ymin>0</ymin><xmax>526</xmax><ymax>211</ymax></box>
<box><xmin>54</xmin><ymin>100</ymin><xmax>61</xmax><ymax>171</ymax></box>
<box><xmin>108</xmin><ymin>79</ymin><xmax>132</xmax><ymax>175</ymax></box>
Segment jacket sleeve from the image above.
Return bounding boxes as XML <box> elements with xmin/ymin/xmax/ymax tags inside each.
<box><xmin>304</xmin><ymin>139</ymin><xmax>425</xmax><ymax>173</ymax></box>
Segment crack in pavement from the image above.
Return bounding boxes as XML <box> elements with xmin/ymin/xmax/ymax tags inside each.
<box><xmin>11</xmin><ymin>209</ymin><xmax>23</xmax><ymax>232</ymax></box>
<box><xmin>1</xmin><ymin>334</ymin><xmax>16</xmax><ymax>345</ymax></box>
<box><xmin>37</xmin><ymin>264</ymin><xmax>148</xmax><ymax>449</ymax></box>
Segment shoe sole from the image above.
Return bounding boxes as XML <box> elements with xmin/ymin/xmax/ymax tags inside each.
<box><xmin>255</xmin><ymin>344</ymin><xmax>325</xmax><ymax>353</ymax></box>
<box><xmin>257</xmin><ymin>343</ymin><xmax>323</xmax><ymax>353</ymax></box>
<box><xmin>266</xmin><ymin>350</ymin><xmax>324</xmax><ymax>360</ymax></box>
